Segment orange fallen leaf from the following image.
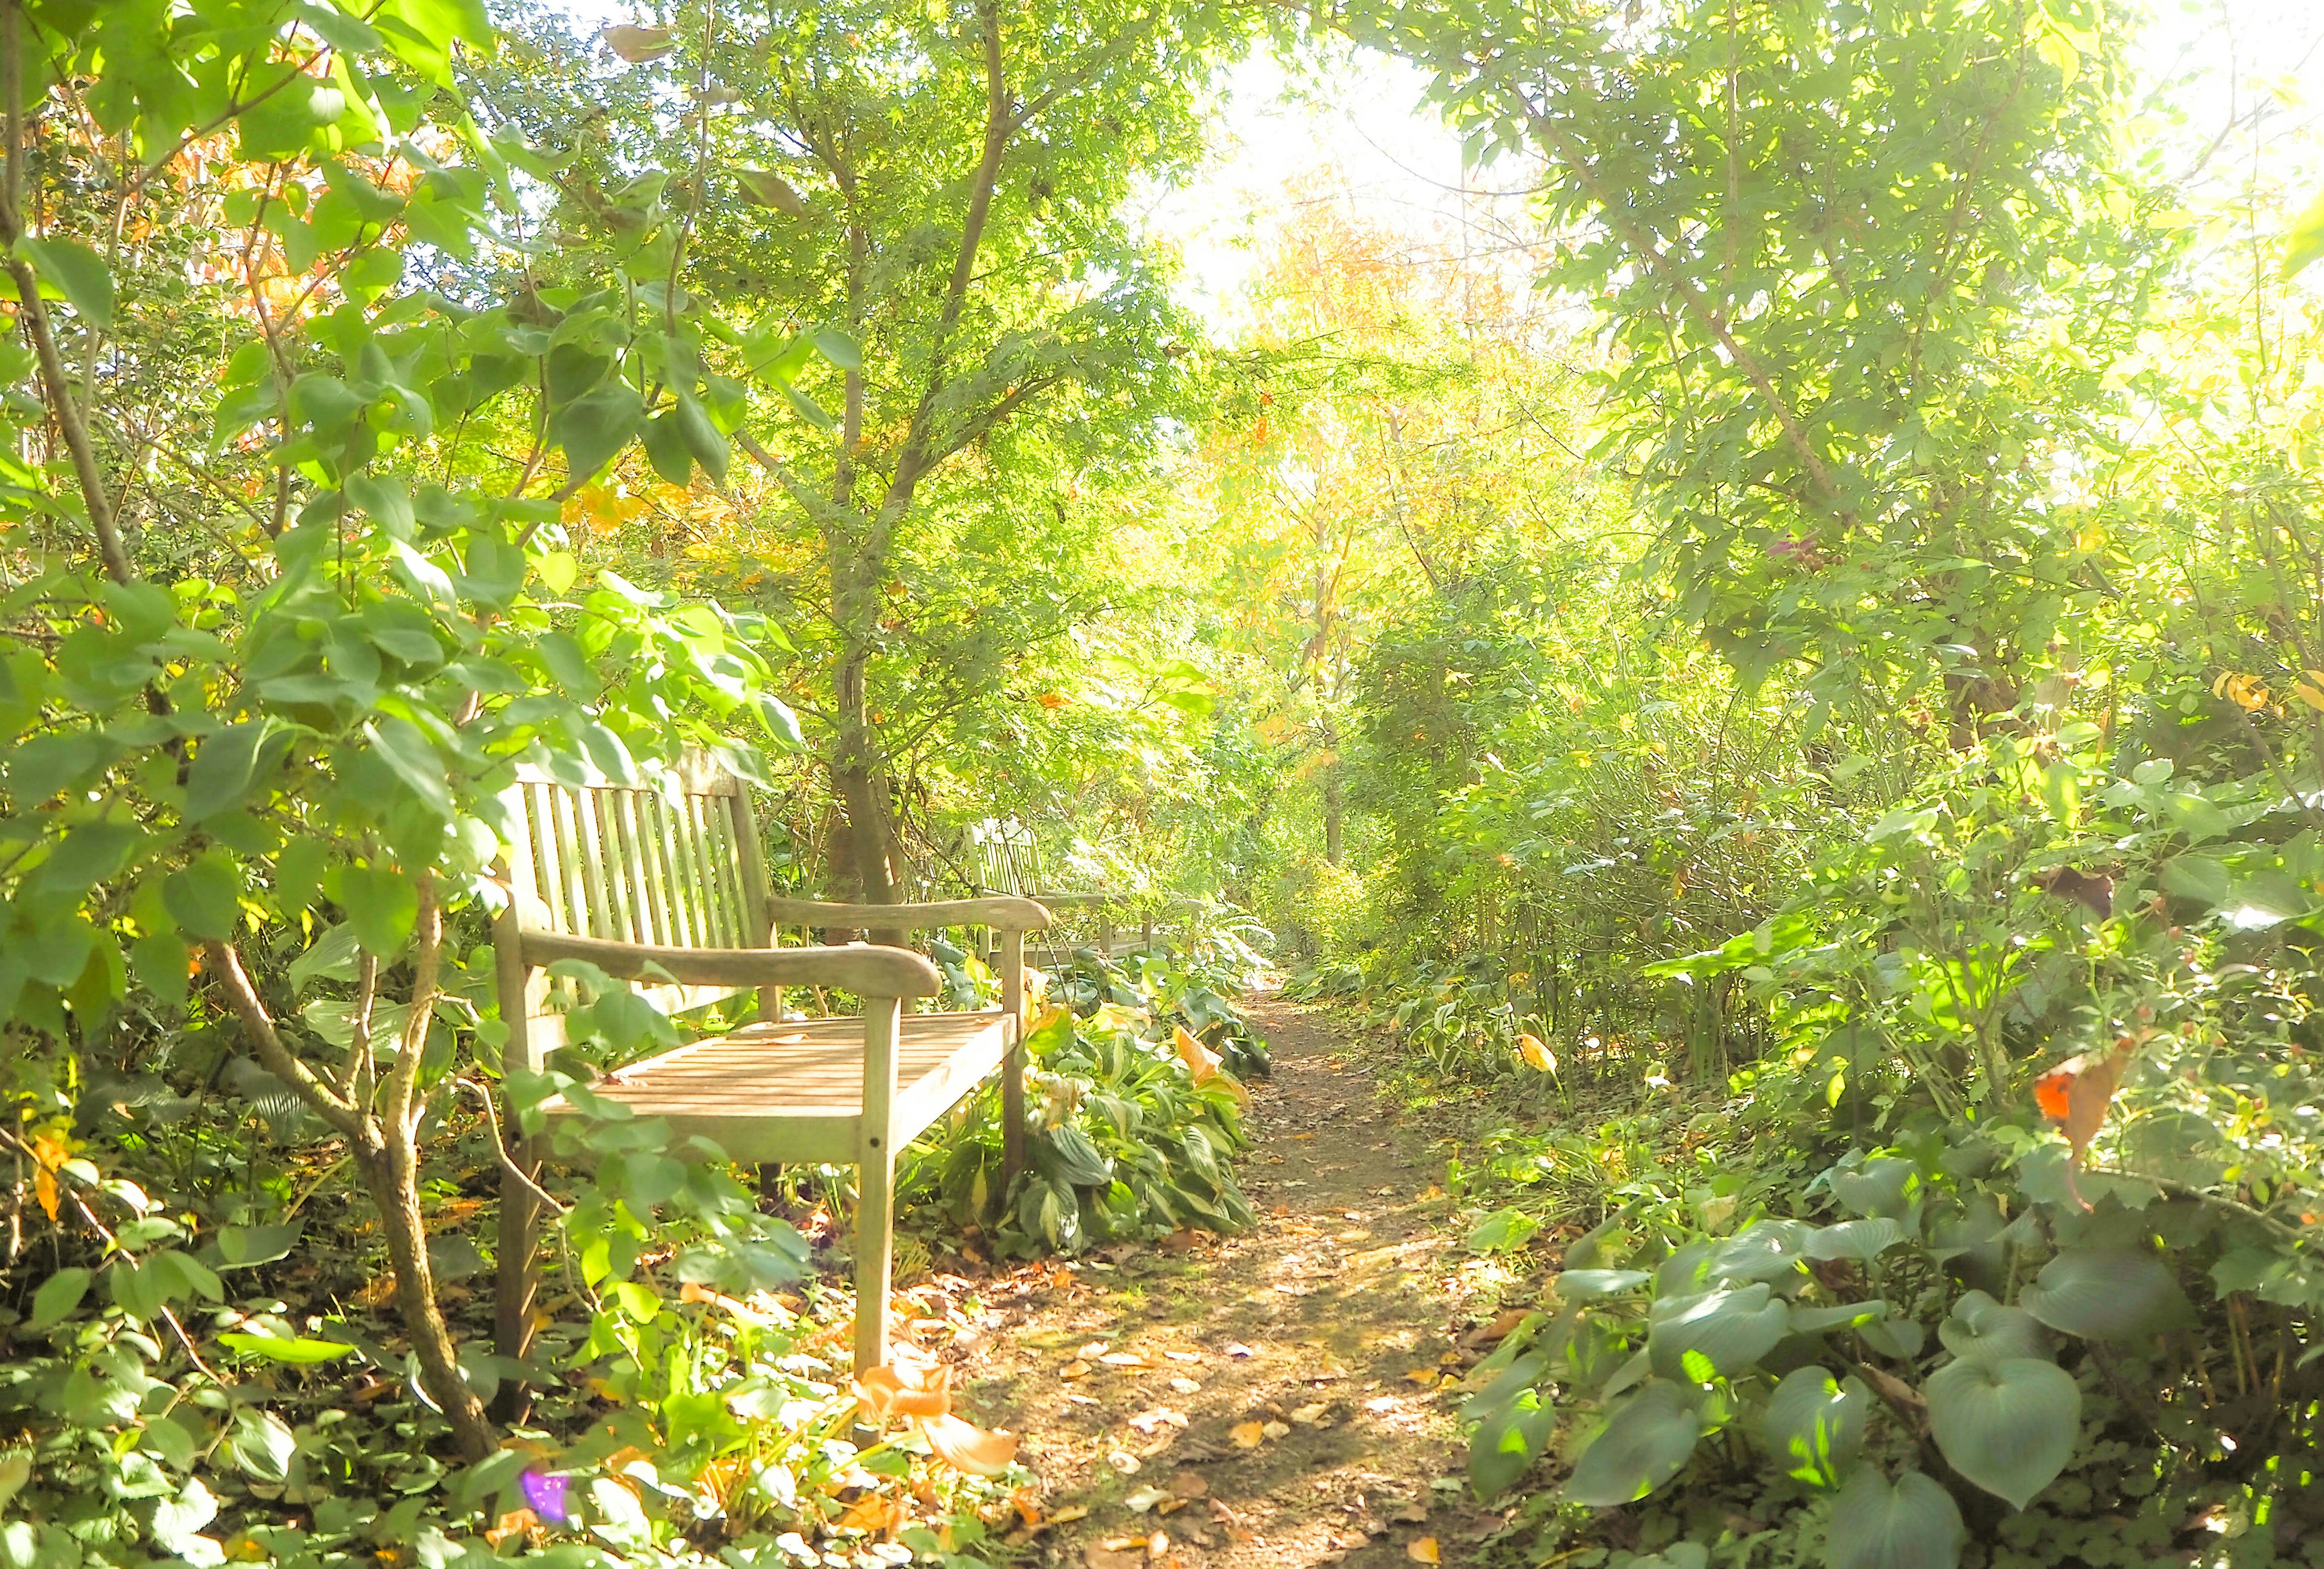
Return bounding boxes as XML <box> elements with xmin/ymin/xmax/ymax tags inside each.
<box><xmin>924</xmin><ymin>1410</ymin><xmax>1019</xmax><ymax>1476</ymax></box>
<box><xmin>1403</xmin><ymin>1369</ymin><xmax>1439</xmax><ymax>1387</ymax></box>
<box><xmin>855</xmin><ymin>1361</ymin><xmax>951</xmax><ymax>1423</ymax></box>
<box><xmin>1229</xmin><ymin>1421</ymin><xmax>1265</xmax><ymax>1449</ymax></box>
<box><xmin>840</xmin><ymin>1494</ymin><xmax>903</xmax><ymax>1532</ymax></box>
<box><xmin>1062</xmin><ymin>1359</ymin><xmax>1093</xmax><ymax>1379</ymax></box>
<box><xmin>1407</xmin><ymin>1537</ymin><xmax>1440</xmax><ymax>1564</ymax></box>
<box><xmin>485</xmin><ymin>1510</ymin><xmax>538</xmax><ymax>1551</ymax></box>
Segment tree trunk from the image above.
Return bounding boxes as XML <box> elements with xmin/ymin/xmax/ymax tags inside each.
<box><xmin>356</xmin><ymin>1137</ymin><xmax>496</xmax><ymax>1461</ymax></box>
<box><xmin>1322</xmin><ymin>765</ymin><xmax>1344</xmax><ymax>866</ymax></box>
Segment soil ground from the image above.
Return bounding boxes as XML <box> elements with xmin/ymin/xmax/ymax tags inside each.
<box><xmin>944</xmin><ymin>1001</ymin><xmax>1511</xmax><ymax>1568</ymax></box>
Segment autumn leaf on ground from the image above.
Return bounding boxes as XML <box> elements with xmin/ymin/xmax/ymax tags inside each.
<box><xmin>1408</xmin><ymin>1537</ymin><xmax>1441</xmax><ymax>1564</ymax></box>
<box><xmin>1229</xmin><ymin>1421</ymin><xmax>1265</xmax><ymax>1449</ymax></box>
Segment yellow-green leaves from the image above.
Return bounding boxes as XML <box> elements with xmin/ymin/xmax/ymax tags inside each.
<box><xmin>14</xmin><ymin>236</ymin><xmax>111</xmax><ymax>329</ymax></box>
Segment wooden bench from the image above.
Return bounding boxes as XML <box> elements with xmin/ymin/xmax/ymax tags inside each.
<box><xmin>490</xmin><ymin>757</ymin><xmax>1052</xmax><ymax>1375</ymax></box>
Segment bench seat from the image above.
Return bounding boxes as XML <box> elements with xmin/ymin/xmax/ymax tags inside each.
<box><xmin>542</xmin><ymin>1010</ymin><xmax>1016</xmax><ymax>1165</ymax></box>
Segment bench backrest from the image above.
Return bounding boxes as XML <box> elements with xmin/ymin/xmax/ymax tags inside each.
<box><xmin>497</xmin><ymin>755</ymin><xmax>775</xmax><ymax>1067</ymax></box>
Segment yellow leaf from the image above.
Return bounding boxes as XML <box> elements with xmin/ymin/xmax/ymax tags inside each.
<box><xmin>1408</xmin><ymin>1537</ymin><xmax>1441</xmax><ymax>1564</ymax></box>
<box><xmin>2296</xmin><ymin>681</ymin><xmax>2324</xmax><ymax>713</ymax></box>
<box><xmin>1403</xmin><ymin>1368</ymin><xmax>1439</xmax><ymax>1387</ymax></box>
<box><xmin>1515</xmin><ymin>1033</ymin><xmax>1556</xmax><ymax>1073</ymax></box>
<box><xmin>1229</xmin><ymin>1421</ymin><xmax>1265</xmax><ymax>1449</ymax></box>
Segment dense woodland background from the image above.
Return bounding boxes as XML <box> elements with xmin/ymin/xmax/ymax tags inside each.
<box><xmin>10</xmin><ymin>0</ymin><xmax>2324</xmax><ymax>1565</ymax></box>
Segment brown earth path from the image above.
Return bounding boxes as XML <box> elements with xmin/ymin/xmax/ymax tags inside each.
<box><xmin>949</xmin><ymin>1000</ymin><xmax>1509</xmax><ymax>1568</ymax></box>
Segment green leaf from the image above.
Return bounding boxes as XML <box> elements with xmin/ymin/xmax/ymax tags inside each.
<box><xmin>1925</xmin><ymin>1355</ymin><xmax>2079</xmax><ymax>1510</ymax></box>
<box><xmin>1827</xmin><ymin>1467</ymin><xmax>1965</xmax><ymax>1569</ymax></box>
<box><xmin>1467</xmin><ymin>1207</ymin><xmax>1540</xmax><ymax>1253</ymax></box>
<box><xmin>2019</xmin><ymin>1249</ymin><xmax>2193</xmax><ymax>1340</ymax></box>
<box><xmin>185</xmin><ymin>721</ymin><xmax>286</xmax><ymax>821</ymax></box>
<box><xmin>1787</xmin><ymin>1299</ymin><xmax>1891</xmax><ymax>1335</ymax></box>
<box><xmin>1807</xmin><ymin>1217</ymin><xmax>1906</xmax><ymax>1263</ymax></box>
<box><xmin>674</xmin><ymin>391</ymin><xmax>728</xmax><ymax>480</ymax></box>
<box><xmin>326</xmin><ymin>863</ymin><xmax>417</xmax><ymax>957</ymax></box>
<box><xmin>1826</xmin><ymin>1154</ymin><xmax>1918</xmax><ymax>1218</ymax></box>
<box><xmin>1468</xmin><ymin>1384</ymin><xmax>1555</xmax><ymax>1498</ymax></box>
<box><xmin>217</xmin><ymin>1329</ymin><xmax>358</xmax><ymax>1364</ymax></box>
<box><xmin>364</xmin><ymin>716</ymin><xmax>452</xmax><ymax>819</ymax></box>
<box><xmin>17</xmin><ymin>235</ymin><xmax>113</xmax><ymax>329</ymax></box>
<box><xmin>1715</xmin><ymin>1219</ymin><xmax>1813</xmax><ymax>1282</ymax></box>
<box><xmin>1648</xmin><ymin>1283</ymin><xmax>1789</xmax><ymax>1381</ymax></box>
<box><xmin>215</xmin><ymin>1222</ymin><xmax>302</xmax><ymax>1268</ymax></box>
<box><xmin>2285</xmin><ymin>185</ymin><xmax>2324</xmax><ymax>279</ymax></box>
<box><xmin>810</xmin><ymin>326</ymin><xmax>862</xmax><ymax>370</ymax></box>
<box><xmin>28</xmin><ymin>1266</ymin><xmax>92</xmax><ymax>1330</ymax></box>
<box><xmin>1564</xmin><ymin>1380</ymin><xmax>1700</xmax><ymax>1506</ymax></box>
<box><xmin>1937</xmin><ymin>1289</ymin><xmax>2047</xmax><ymax>1364</ymax></box>
<box><xmin>1761</xmin><ymin>1366</ymin><xmax>1866</xmax><ymax>1487</ymax></box>
<box><xmin>550</xmin><ymin>382</ymin><xmax>645</xmax><ymax>480</ymax></box>
<box><xmin>1554</xmin><ymin>1268</ymin><xmax>1652</xmax><ymax>1300</ymax></box>
<box><xmin>163</xmin><ymin>853</ymin><xmax>243</xmax><ymax>941</ymax></box>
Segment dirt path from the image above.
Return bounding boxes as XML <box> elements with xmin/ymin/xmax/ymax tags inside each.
<box><xmin>952</xmin><ymin>1001</ymin><xmax>1503</xmax><ymax>1567</ymax></box>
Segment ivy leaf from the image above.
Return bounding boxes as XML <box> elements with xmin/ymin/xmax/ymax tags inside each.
<box><xmin>1564</xmin><ymin>1380</ymin><xmax>1699</xmax><ymax>1507</ymax></box>
<box><xmin>1759</xmin><ymin>1366</ymin><xmax>1865</xmax><ymax>1488</ymax></box>
<box><xmin>1925</xmin><ymin>1355</ymin><xmax>2080</xmax><ymax>1510</ymax></box>
<box><xmin>2020</xmin><ymin>1249</ymin><xmax>2194</xmax><ymax>1340</ymax></box>
<box><xmin>16</xmin><ymin>235</ymin><xmax>114</xmax><ymax>329</ymax></box>
<box><xmin>1827</xmin><ymin>1467</ymin><xmax>1965</xmax><ymax>1569</ymax></box>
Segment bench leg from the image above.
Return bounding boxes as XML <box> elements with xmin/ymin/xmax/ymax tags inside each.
<box><xmin>492</xmin><ymin>1130</ymin><xmax>540</xmax><ymax>1423</ymax></box>
<box><xmin>855</xmin><ymin>995</ymin><xmax>902</xmax><ymax>1374</ymax></box>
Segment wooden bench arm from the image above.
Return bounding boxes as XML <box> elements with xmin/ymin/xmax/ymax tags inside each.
<box><xmin>766</xmin><ymin>894</ymin><xmax>1054</xmax><ymax>932</ymax></box>
<box><xmin>519</xmin><ymin>931</ymin><xmax>943</xmax><ymax>998</ymax></box>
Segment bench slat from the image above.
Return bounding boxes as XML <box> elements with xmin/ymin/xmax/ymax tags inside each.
<box><xmin>541</xmin><ymin>1012</ymin><xmax>1013</xmax><ymax>1165</ymax></box>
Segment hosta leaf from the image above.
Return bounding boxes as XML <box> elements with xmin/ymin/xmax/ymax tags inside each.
<box><xmin>1827</xmin><ymin>1153</ymin><xmax>1919</xmax><ymax>1219</ymax></box>
<box><xmin>1925</xmin><ymin>1355</ymin><xmax>2080</xmax><ymax>1510</ymax></box>
<box><xmin>1760</xmin><ymin>1366</ymin><xmax>1865</xmax><ymax>1487</ymax></box>
<box><xmin>1806</xmin><ymin>1217</ymin><xmax>1905</xmax><ymax>1262</ymax></box>
<box><xmin>1715</xmin><ymin>1219</ymin><xmax>1813</xmax><ymax>1282</ymax></box>
<box><xmin>1937</xmin><ymin>1290</ymin><xmax>2047</xmax><ymax>1364</ymax></box>
<box><xmin>2020</xmin><ymin>1249</ymin><xmax>2193</xmax><ymax>1340</ymax></box>
<box><xmin>1467</xmin><ymin>1385</ymin><xmax>1556</xmax><ymax>1498</ymax></box>
<box><xmin>1827</xmin><ymin>1467</ymin><xmax>1965</xmax><ymax>1569</ymax></box>
<box><xmin>1788</xmin><ymin>1299</ymin><xmax>1891</xmax><ymax>1335</ymax></box>
<box><xmin>1554</xmin><ymin>1268</ymin><xmax>1650</xmax><ymax>1300</ymax></box>
<box><xmin>1564</xmin><ymin>1380</ymin><xmax>1700</xmax><ymax>1507</ymax></box>
<box><xmin>1648</xmin><ymin>1283</ymin><xmax>1789</xmax><ymax>1382</ymax></box>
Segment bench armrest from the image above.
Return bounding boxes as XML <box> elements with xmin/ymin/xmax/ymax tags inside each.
<box><xmin>519</xmin><ymin>931</ymin><xmax>943</xmax><ymax>998</ymax></box>
<box><xmin>766</xmin><ymin>894</ymin><xmax>1053</xmax><ymax>932</ymax></box>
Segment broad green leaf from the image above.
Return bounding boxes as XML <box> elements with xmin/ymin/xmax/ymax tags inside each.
<box><xmin>2020</xmin><ymin>1249</ymin><xmax>2193</xmax><ymax>1340</ymax></box>
<box><xmin>1554</xmin><ymin>1268</ymin><xmax>1651</xmax><ymax>1300</ymax></box>
<box><xmin>1564</xmin><ymin>1380</ymin><xmax>1700</xmax><ymax>1506</ymax></box>
<box><xmin>1761</xmin><ymin>1366</ymin><xmax>1865</xmax><ymax>1487</ymax></box>
<box><xmin>1715</xmin><ymin>1219</ymin><xmax>1812</xmax><ymax>1282</ymax></box>
<box><xmin>17</xmin><ymin>235</ymin><xmax>113</xmax><ymax>329</ymax></box>
<box><xmin>1807</xmin><ymin>1217</ymin><xmax>1905</xmax><ymax>1263</ymax></box>
<box><xmin>1648</xmin><ymin>1283</ymin><xmax>1788</xmax><ymax>1381</ymax></box>
<box><xmin>1827</xmin><ymin>1467</ymin><xmax>1965</xmax><ymax>1569</ymax></box>
<box><xmin>1467</xmin><ymin>1207</ymin><xmax>1540</xmax><ymax>1253</ymax></box>
<box><xmin>1468</xmin><ymin>1384</ymin><xmax>1555</xmax><ymax>1498</ymax></box>
<box><xmin>217</xmin><ymin>1330</ymin><xmax>358</xmax><ymax>1366</ymax></box>
<box><xmin>28</xmin><ymin>1266</ymin><xmax>92</xmax><ymax>1330</ymax></box>
<box><xmin>1826</xmin><ymin>1153</ymin><xmax>1917</xmax><ymax>1218</ymax></box>
<box><xmin>215</xmin><ymin>1222</ymin><xmax>303</xmax><ymax>1268</ymax></box>
<box><xmin>549</xmin><ymin>382</ymin><xmax>645</xmax><ymax>480</ymax></box>
<box><xmin>1788</xmin><ymin>1299</ymin><xmax>1890</xmax><ymax>1334</ymax></box>
<box><xmin>326</xmin><ymin>863</ymin><xmax>417</xmax><ymax>957</ymax></box>
<box><xmin>1925</xmin><ymin>1355</ymin><xmax>2079</xmax><ymax>1510</ymax></box>
<box><xmin>2285</xmin><ymin>186</ymin><xmax>2324</xmax><ymax>279</ymax></box>
<box><xmin>810</xmin><ymin>326</ymin><xmax>862</xmax><ymax>369</ymax></box>
<box><xmin>364</xmin><ymin>716</ymin><xmax>453</xmax><ymax>819</ymax></box>
<box><xmin>184</xmin><ymin>721</ymin><xmax>286</xmax><ymax>821</ymax></box>
<box><xmin>163</xmin><ymin>853</ymin><xmax>243</xmax><ymax>941</ymax></box>
<box><xmin>1937</xmin><ymin>1289</ymin><xmax>2047</xmax><ymax>1364</ymax></box>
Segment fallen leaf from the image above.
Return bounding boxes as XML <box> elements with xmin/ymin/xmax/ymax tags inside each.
<box><xmin>1261</xmin><ymin>1421</ymin><xmax>1290</xmax><ymax>1439</ymax></box>
<box><xmin>1051</xmin><ymin>1505</ymin><xmax>1091</xmax><ymax>1525</ymax></box>
<box><xmin>1390</xmin><ymin>1501</ymin><xmax>1430</xmax><ymax>1524</ymax></box>
<box><xmin>1100</xmin><ymin>1352</ymin><xmax>1153</xmax><ymax>1368</ymax></box>
<box><xmin>1224</xmin><ymin>1343</ymin><xmax>1256</xmax><ymax>1359</ymax></box>
<box><xmin>1125</xmin><ymin>1485</ymin><xmax>1172</xmax><ymax>1513</ymax></box>
<box><xmin>1403</xmin><ymin>1369</ymin><xmax>1439</xmax><ymax>1387</ymax></box>
<box><xmin>1169</xmin><ymin>1377</ymin><xmax>1202</xmax><ymax>1394</ymax></box>
<box><xmin>1164</xmin><ymin>1350</ymin><xmax>1203</xmax><ymax>1363</ymax></box>
<box><xmin>1108</xmin><ymin>1450</ymin><xmax>1143</xmax><ymax>1475</ymax></box>
<box><xmin>923</xmin><ymin>1411</ymin><xmax>1018</xmax><ymax>1477</ymax></box>
<box><xmin>840</xmin><ymin>1494</ymin><xmax>903</xmax><ymax>1532</ymax></box>
<box><xmin>485</xmin><ymin>1510</ymin><xmax>538</xmax><ymax>1551</ymax></box>
<box><xmin>1290</xmin><ymin>1403</ymin><xmax>1330</xmax><ymax>1426</ymax></box>
<box><xmin>1408</xmin><ymin>1538</ymin><xmax>1440</xmax><ymax>1564</ymax></box>
<box><xmin>1170</xmin><ymin>1470</ymin><xmax>1209</xmax><ymax>1499</ymax></box>
<box><xmin>1146</xmin><ymin>1530</ymin><xmax>1170</xmax><ymax>1561</ymax></box>
<box><xmin>1078</xmin><ymin>1341</ymin><xmax>1112</xmax><ymax>1357</ymax></box>
<box><xmin>1085</xmin><ymin>1545</ymin><xmax>1144</xmax><ymax>1569</ymax></box>
<box><xmin>1062</xmin><ymin>1360</ymin><xmax>1093</xmax><ymax>1380</ymax></box>
<box><xmin>1463</xmin><ymin>1309</ymin><xmax>1531</xmax><ymax>1349</ymax></box>
<box><xmin>1229</xmin><ymin>1421</ymin><xmax>1265</xmax><ymax>1449</ymax></box>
